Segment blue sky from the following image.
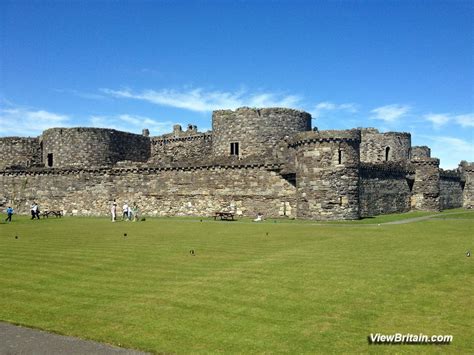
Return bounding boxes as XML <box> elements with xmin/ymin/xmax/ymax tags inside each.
<box><xmin>0</xmin><ymin>0</ymin><xmax>472</xmax><ymax>168</ymax></box>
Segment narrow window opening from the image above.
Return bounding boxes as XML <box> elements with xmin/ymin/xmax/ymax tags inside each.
<box><xmin>385</xmin><ymin>147</ymin><xmax>391</xmax><ymax>161</ymax></box>
<box><xmin>339</xmin><ymin>197</ymin><xmax>343</xmax><ymax>206</ymax></box>
<box><xmin>230</xmin><ymin>142</ymin><xmax>240</xmax><ymax>156</ymax></box>
<box><xmin>338</xmin><ymin>149</ymin><xmax>343</xmax><ymax>164</ymax></box>
<box><xmin>47</xmin><ymin>153</ymin><xmax>53</xmax><ymax>167</ymax></box>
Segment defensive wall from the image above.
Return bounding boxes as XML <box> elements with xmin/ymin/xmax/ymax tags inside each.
<box><xmin>0</xmin><ymin>107</ymin><xmax>472</xmax><ymax>219</ymax></box>
<box><xmin>0</xmin><ymin>163</ymin><xmax>296</xmax><ymax>218</ymax></box>
<box><xmin>359</xmin><ymin>163</ymin><xmax>412</xmax><ymax>217</ymax></box>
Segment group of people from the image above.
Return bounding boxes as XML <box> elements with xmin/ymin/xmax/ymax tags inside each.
<box><xmin>110</xmin><ymin>200</ymin><xmax>140</xmax><ymax>222</ymax></box>
<box><xmin>3</xmin><ymin>202</ymin><xmax>41</xmax><ymax>223</ymax></box>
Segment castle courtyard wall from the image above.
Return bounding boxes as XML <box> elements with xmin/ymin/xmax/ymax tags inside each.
<box><xmin>0</xmin><ymin>165</ymin><xmax>296</xmax><ymax>218</ymax></box>
<box><xmin>359</xmin><ymin>163</ymin><xmax>411</xmax><ymax>217</ymax></box>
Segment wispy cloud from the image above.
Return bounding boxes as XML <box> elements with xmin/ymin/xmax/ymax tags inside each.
<box><xmin>0</xmin><ymin>107</ymin><xmax>71</xmax><ymax>136</ymax></box>
<box><xmin>89</xmin><ymin>114</ymin><xmax>176</xmax><ymax>136</ymax></box>
<box><xmin>423</xmin><ymin>112</ymin><xmax>474</xmax><ymax>128</ymax></box>
<box><xmin>101</xmin><ymin>88</ymin><xmax>302</xmax><ymax>112</ymax></box>
<box><xmin>455</xmin><ymin>113</ymin><xmax>474</xmax><ymax>127</ymax></box>
<box><xmin>424</xmin><ymin>113</ymin><xmax>451</xmax><ymax>128</ymax></box>
<box><xmin>371</xmin><ymin>104</ymin><xmax>410</xmax><ymax>122</ymax></box>
<box><xmin>310</xmin><ymin>101</ymin><xmax>358</xmax><ymax>119</ymax></box>
<box><xmin>55</xmin><ymin>89</ymin><xmax>108</xmax><ymax>100</ymax></box>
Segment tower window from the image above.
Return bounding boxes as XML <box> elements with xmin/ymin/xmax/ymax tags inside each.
<box><xmin>230</xmin><ymin>142</ymin><xmax>240</xmax><ymax>156</ymax></box>
<box><xmin>47</xmin><ymin>153</ymin><xmax>53</xmax><ymax>167</ymax></box>
<box><xmin>385</xmin><ymin>147</ymin><xmax>391</xmax><ymax>161</ymax></box>
<box><xmin>338</xmin><ymin>149</ymin><xmax>343</xmax><ymax>164</ymax></box>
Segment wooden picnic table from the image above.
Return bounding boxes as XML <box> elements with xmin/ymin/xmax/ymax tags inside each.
<box><xmin>42</xmin><ymin>210</ymin><xmax>63</xmax><ymax>218</ymax></box>
<box><xmin>213</xmin><ymin>211</ymin><xmax>235</xmax><ymax>221</ymax></box>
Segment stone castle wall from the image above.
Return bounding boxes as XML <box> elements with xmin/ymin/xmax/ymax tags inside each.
<box><xmin>439</xmin><ymin>170</ymin><xmax>463</xmax><ymax>210</ymax></box>
<box><xmin>359</xmin><ymin>163</ymin><xmax>412</xmax><ymax>217</ymax></box>
<box><xmin>150</xmin><ymin>133</ymin><xmax>212</xmax><ymax>164</ymax></box>
<box><xmin>411</xmin><ymin>146</ymin><xmax>431</xmax><ymax>160</ymax></box>
<box><xmin>459</xmin><ymin>161</ymin><xmax>474</xmax><ymax>208</ymax></box>
<box><xmin>0</xmin><ymin>164</ymin><xmax>296</xmax><ymax>218</ymax></box>
<box><xmin>42</xmin><ymin>128</ymin><xmax>150</xmax><ymax>168</ymax></box>
<box><xmin>360</xmin><ymin>128</ymin><xmax>411</xmax><ymax>163</ymax></box>
<box><xmin>212</xmin><ymin>107</ymin><xmax>311</xmax><ymax>159</ymax></box>
<box><xmin>291</xmin><ymin>130</ymin><xmax>361</xmax><ymax>220</ymax></box>
<box><xmin>0</xmin><ymin>137</ymin><xmax>42</xmax><ymax>170</ymax></box>
<box><xmin>411</xmin><ymin>158</ymin><xmax>440</xmax><ymax>211</ymax></box>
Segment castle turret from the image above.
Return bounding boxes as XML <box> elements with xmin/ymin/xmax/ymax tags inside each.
<box><xmin>360</xmin><ymin>128</ymin><xmax>411</xmax><ymax>163</ymax></box>
<box><xmin>212</xmin><ymin>107</ymin><xmax>311</xmax><ymax>159</ymax></box>
<box><xmin>290</xmin><ymin>129</ymin><xmax>361</xmax><ymax>220</ymax></box>
<box><xmin>42</xmin><ymin>128</ymin><xmax>150</xmax><ymax>168</ymax></box>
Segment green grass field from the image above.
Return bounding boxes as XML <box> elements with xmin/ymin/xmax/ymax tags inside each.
<box><xmin>0</xmin><ymin>211</ymin><xmax>472</xmax><ymax>353</ymax></box>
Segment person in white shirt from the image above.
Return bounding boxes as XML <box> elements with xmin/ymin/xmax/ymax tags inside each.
<box><xmin>122</xmin><ymin>203</ymin><xmax>129</xmax><ymax>221</ymax></box>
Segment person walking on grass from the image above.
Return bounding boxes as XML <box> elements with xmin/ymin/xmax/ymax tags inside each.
<box><xmin>31</xmin><ymin>202</ymin><xmax>40</xmax><ymax>220</ymax></box>
<box><xmin>5</xmin><ymin>206</ymin><xmax>13</xmax><ymax>222</ymax></box>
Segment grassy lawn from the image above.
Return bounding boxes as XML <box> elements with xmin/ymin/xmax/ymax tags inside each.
<box><xmin>0</xmin><ymin>212</ymin><xmax>472</xmax><ymax>353</ymax></box>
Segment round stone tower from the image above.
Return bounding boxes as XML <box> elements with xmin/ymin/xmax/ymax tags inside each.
<box><xmin>42</xmin><ymin>128</ymin><xmax>151</xmax><ymax>168</ymax></box>
<box><xmin>290</xmin><ymin>129</ymin><xmax>361</xmax><ymax>220</ymax></box>
<box><xmin>212</xmin><ymin>107</ymin><xmax>311</xmax><ymax>159</ymax></box>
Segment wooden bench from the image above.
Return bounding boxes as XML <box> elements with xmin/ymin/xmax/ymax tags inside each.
<box><xmin>42</xmin><ymin>210</ymin><xmax>63</xmax><ymax>218</ymax></box>
<box><xmin>213</xmin><ymin>211</ymin><xmax>235</xmax><ymax>221</ymax></box>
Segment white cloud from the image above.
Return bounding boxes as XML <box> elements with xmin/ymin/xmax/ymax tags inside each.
<box><xmin>101</xmin><ymin>88</ymin><xmax>302</xmax><ymax>112</ymax></box>
<box><xmin>89</xmin><ymin>114</ymin><xmax>176</xmax><ymax>136</ymax></box>
<box><xmin>311</xmin><ymin>101</ymin><xmax>358</xmax><ymax>118</ymax></box>
<box><xmin>370</xmin><ymin>104</ymin><xmax>410</xmax><ymax>122</ymax></box>
<box><xmin>0</xmin><ymin>108</ymin><xmax>71</xmax><ymax>136</ymax></box>
<box><xmin>424</xmin><ymin>113</ymin><xmax>451</xmax><ymax>127</ymax></box>
<box><xmin>423</xmin><ymin>112</ymin><xmax>474</xmax><ymax>128</ymax></box>
<box><xmin>455</xmin><ymin>113</ymin><xmax>474</xmax><ymax>127</ymax></box>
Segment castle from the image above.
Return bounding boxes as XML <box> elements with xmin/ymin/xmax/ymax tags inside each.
<box><xmin>1</xmin><ymin>107</ymin><xmax>473</xmax><ymax>219</ymax></box>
